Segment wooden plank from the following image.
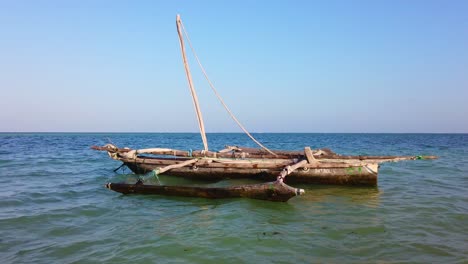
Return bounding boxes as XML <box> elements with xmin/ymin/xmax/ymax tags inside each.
<box><xmin>304</xmin><ymin>146</ymin><xmax>316</xmax><ymax>163</ymax></box>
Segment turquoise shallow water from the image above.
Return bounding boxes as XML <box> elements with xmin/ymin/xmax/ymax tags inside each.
<box><xmin>0</xmin><ymin>133</ymin><xmax>467</xmax><ymax>263</ymax></box>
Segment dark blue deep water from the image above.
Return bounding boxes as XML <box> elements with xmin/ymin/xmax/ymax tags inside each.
<box><xmin>0</xmin><ymin>133</ymin><xmax>467</xmax><ymax>263</ymax></box>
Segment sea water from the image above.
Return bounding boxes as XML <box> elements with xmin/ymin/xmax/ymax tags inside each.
<box><xmin>0</xmin><ymin>133</ymin><xmax>466</xmax><ymax>263</ymax></box>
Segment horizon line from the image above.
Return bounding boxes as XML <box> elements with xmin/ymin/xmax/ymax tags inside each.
<box><xmin>1</xmin><ymin>131</ymin><xmax>467</xmax><ymax>134</ymax></box>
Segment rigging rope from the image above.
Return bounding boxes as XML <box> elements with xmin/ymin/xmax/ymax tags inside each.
<box><xmin>180</xmin><ymin>20</ymin><xmax>278</xmax><ymax>157</ymax></box>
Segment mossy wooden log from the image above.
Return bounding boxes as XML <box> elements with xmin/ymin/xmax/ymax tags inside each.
<box><xmin>105</xmin><ymin>180</ymin><xmax>304</xmax><ymax>202</ymax></box>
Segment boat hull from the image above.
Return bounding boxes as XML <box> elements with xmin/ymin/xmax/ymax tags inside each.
<box><xmin>124</xmin><ymin>160</ymin><xmax>379</xmax><ymax>186</ymax></box>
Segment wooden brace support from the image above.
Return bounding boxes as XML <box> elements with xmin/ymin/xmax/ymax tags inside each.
<box><xmin>156</xmin><ymin>159</ymin><xmax>198</xmax><ymax>174</ymax></box>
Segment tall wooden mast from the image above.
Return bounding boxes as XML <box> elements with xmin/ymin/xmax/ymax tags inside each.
<box><xmin>176</xmin><ymin>14</ymin><xmax>209</xmax><ymax>151</ymax></box>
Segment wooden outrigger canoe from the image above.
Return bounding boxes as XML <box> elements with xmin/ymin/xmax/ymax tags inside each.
<box><xmin>93</xmin><ymin>144</ymin><xmax>436</xmax><ymax>202</ymax></box>
<box><xmin>92</xmin><ymin>144</ymin><xmax>436</xmax><ymax>186</ymax></box>
<box><xmin>93</xmin><ymin>15</ymin><xmax>437</xmax><ymax>202</ymax></box>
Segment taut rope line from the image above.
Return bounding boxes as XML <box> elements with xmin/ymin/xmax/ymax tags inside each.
<box><xmin>180</xmin><ymin>19</ymin><xmax>278</xmax><ymax>157</ymax></box>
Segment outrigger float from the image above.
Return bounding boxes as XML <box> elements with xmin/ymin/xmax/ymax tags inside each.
<box><xmin>92</xmin><ymin>15</ymin><xmax>437</xmax><ymax>202</ymax></box>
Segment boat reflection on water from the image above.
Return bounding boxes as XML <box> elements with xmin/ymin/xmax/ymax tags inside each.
<box><xmin>297</xmin><ymin>185</ymin><xmax>381</xmax><ymax>208</ymax></box>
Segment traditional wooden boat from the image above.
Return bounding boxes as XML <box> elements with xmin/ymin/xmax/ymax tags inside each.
<box><xmin>93</xmin><ymin>15</ymin><xmax>437</xmax><ymax>202</ymax></box>
<box><xmin>92</xmin><ymin>144</ymin><xmax>435</xmax><ymax>186</ymax></box>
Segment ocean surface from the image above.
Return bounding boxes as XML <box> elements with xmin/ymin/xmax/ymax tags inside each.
<box><xmin>0</xmin><ymin>133</ymin><xmax>466</xmax><ymax>263</ymax></box>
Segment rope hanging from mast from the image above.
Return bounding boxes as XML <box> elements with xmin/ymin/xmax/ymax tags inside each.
<box><xmin>179</xmin><ymin>17</ymin><xmax>278</xmax><ymax>157</ymax></box>
<box><xmin>176</xmin><ymin>15</ymin><xmax>209</xmax><ymax>151</ymax></box>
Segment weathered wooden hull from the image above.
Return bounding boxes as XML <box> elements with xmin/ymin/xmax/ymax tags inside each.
<box><xmin>92</xmin><ymin>144</ymin><xmax>436</xmax><ymax>188</ymax></box>
<box><xmin>122</xmin><ymin>156</ymin><xmax>379</xmax><ymax>186</ymax></box>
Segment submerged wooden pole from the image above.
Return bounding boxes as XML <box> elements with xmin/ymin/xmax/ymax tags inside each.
<box><xmin>176</xmin><ymin>14</ymin><xmax>209</xmax><ymax>151</ymax></box>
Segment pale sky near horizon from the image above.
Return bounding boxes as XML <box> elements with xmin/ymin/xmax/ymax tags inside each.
<box><xmin>0</xmin><ymin>0</ymin><xmax>467</xmax><ymax>133</ymax></box>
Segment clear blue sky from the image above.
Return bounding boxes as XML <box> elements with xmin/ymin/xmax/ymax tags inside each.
<box><xmin>0</xmin><ymin>0</ymin><xmax>467</xmax><ymax>133</ymax></box>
